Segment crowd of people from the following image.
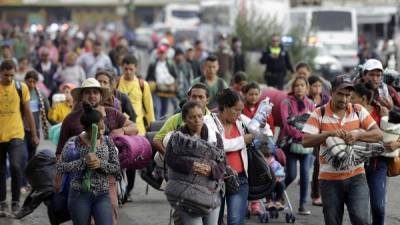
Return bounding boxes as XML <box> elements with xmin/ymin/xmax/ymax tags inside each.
<box><xmin>0</xmin><ymin>26</ymin><xmax>399</xmax><ymax>225</ymax></box>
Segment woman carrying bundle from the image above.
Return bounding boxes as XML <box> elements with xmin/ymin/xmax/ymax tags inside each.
<box><xmin>164</xmin><ymin>101</ymin><xmax>226</xmax><ymax>225</ymax></box>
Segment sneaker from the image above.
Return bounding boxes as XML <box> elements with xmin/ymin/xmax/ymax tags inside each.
<box><xmin>0</xmin><ymin>201</ymin><xmax>9</xmax><ymax>217</ymax></box>
<box><xmin>312</xmin><ymin>197</ymin><xmax>323</xmax><ymax>206</ymax></box>
<box><xmin>298</xmin><ymin>206</ymin><xmax>311</xmax><ymax>215</ymax></box>
<box><xmin>11</xmin><ymin>201</ymin><xmax>20</xmax><ymax>215</ymax></box>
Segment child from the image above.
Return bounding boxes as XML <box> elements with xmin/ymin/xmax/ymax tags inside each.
<box><xmin>242</xmin><ymin>81</ymin><xmax>275</xmax><ymax>134</ymax></box>
<box><xmin>260</xmin><ymin>142</ymin><xmax>286</xmax><ymax>211</ymax></box>
<box><xmin>230</xmin><ymin>71</ymin><xmax>248</xmax><ymax>95</ymax></box>
<box><xmin>48</xmin><ymin>83</ymin><xmax>75</xmax><ymax>124</ymax></box>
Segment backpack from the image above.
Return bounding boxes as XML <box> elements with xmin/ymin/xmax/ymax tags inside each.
<box><xmin>15</xmin><ymin>80</ymin><xmax>23</xmax><ymax>116</ymax></box>
<box><xmin>117</xmin><ymin>76</ymin><xmax>149</xmax><ymax>128</ymax></box>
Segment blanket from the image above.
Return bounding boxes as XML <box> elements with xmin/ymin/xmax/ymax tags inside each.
<box><xmin>322</xmin><ymin>130</ymin><xmax>385</xmax><ymax>170</ymax></box>
<box><xmin>112</xmin><ymin>135</ymin><xmax>152</xmax><ymax>169</ymax></box>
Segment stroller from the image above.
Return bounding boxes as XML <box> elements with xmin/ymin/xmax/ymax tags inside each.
<box><xmin>247</xmin><ymin>139</ymin><xmax>296</xmax><ymax>224</ymax></box>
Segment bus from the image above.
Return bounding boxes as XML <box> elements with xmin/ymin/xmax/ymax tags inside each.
<box><xmin>290</xmin><ymin>7</ymin><xmax>359</xmax><ymax>69</ymax></box>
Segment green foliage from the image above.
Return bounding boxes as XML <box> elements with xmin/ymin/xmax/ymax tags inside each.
<box><xmin>234</xmin><ymin>7</ymin><xmax>317</xmax><ymax>76</ymax></box>
<box><xmin>234</xmin><ymin>9</ymin><xmax>282</xmax><ymax>52</ymax></box>
<box><xmin>287</xmin><ymin>27</ymin><xmax>317</xmax><ymax>69</ymax></box>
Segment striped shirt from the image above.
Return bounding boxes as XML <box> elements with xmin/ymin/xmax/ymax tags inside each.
<box><xmin>302</xmin><ymin>101</ymin><xmax>376</xmax><ymax>180</ymax></box>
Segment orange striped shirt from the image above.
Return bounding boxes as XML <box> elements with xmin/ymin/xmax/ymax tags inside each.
<box><xmin>302</xmin><ymin>101</ymin><xmax>376</xmax><ymax>180</ymax></box>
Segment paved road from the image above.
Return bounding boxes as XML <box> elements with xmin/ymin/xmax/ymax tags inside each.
<box><xmin>1</xmin><ymin>141</ymin><xmax>400</xmax><ymax>225</ymax></box>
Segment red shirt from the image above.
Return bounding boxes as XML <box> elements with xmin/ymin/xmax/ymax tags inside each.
<box><xmin>225</xmin><ymin>124</ymin><xmax>244</xmax><ymax>173</ymax></box>
<box><xmin>370</xmin><ymin>107</ymin><xmax>381</xmax><ymax>126</ymax></box>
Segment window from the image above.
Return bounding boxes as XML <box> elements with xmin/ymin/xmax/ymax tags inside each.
<box><xmin>311</xmin><ymin>11</ymin><xmax>352</xmax><ymax>31</ymax></box>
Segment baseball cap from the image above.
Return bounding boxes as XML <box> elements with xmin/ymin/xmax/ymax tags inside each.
<box><xmin>363</xmin><ymin>59</ymin><xmax>383</xmax><ymax>72</ymax></box>
<box><xmin>157</xmin><ymin>45</ymin><xmax>168</xmax><ymax>54</ymax></box>
<box><xmin>331</xmin><ymin>75</ymin><xmax>355</xmax><ymax>91</ymax></box>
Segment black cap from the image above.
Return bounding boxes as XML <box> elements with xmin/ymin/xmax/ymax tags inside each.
<box><xmin>331</xmin><ymin>75</ymin><xmax>355</xmax><ymax>91</ymax></box>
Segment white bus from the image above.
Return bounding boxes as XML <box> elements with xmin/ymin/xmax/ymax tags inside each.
<box><xmin>290</xmin><ymin>7</ymin><xmax>359</xmax><ymax>69</ymax></box>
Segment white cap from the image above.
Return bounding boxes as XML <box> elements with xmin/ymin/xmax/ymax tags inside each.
<box><xmin>363</xmin><ymin>59</ymin><xmax>383</xmax><ymax>72</ymax></box>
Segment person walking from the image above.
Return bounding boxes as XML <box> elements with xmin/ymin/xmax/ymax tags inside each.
<box><xmin>57</xmin><ymin>102</ymin><xmax>120</xmax><ymax>225</ymax></box>
<box><xmin>0</xmin><ymin>60</ymin><xmax>39</xmax><ymax>216</ymax></box>
<box><xmin>352</xmin><ymin>83</ymin><xmax>389</xmax><ymax>225</ymax></box>
<box><xmin>164</xmin><ymin>101</ymin><xmax>225</xmax><ymax>225</ymax></box>
<box><xmin>307</xmin><ymin>75</ymin><xmax>330</xmax><ymax>206</ymax></box>
<box><xmin>259</xmin><ymin>34</ymin><xmax>294</xmax><ymax>90</ymax></box>
<box><xmin>56</xmin><ymin>78</ymin><xmax>137</xmax><ymax>225</ymax></box>
<box><xmin>192</xmin><ymin>55</ymin><xmax>228</xmax><ymax>111</ymax></box>
<box><xmin>203</xmin><ymin>89</ymin><xmax>272</xmax><ymax>225</ymax></box>
<box><xmin>279</xmin><ymin>77</ymin><xmax>315</xmax><ymax>215</ymax></box>
<box><xmin>303</xmin><ymin>75</ymin><xmax>383</xmax><ymax>225</ymax></box>
<box><xmin>118</xmin><ymin>55</ymin><xmax>155</xmax><ymax>135</ymax></box>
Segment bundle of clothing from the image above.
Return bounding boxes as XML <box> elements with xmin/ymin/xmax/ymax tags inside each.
<box><xmin>287</xmin><ymin>113</ymin><xmax>311</xmax><ymax>131</ymax></box>
<box><xmin>164</xmin><ymin>131</ymin><xmax>225</xmax><ymax>216</ymax></box>
<box><xmin>381</xmin><ymin>110</ymin><xmax>400</xmax><ymax>157</ymax></box>
<box><xmin>278</xmin><ymin>113</ymin><xmax>311</xmax><ymax>149</ymax></box>
<box><xmin>322</xmin><ymin>129</ymin><xmax>385</xmax><ymax>170</ymax></box>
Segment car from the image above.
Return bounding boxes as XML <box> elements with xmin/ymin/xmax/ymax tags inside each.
<box><xmin>313</xmin><ymin>45</ymin><xmax>344</xmax><ymax>81</ymax></box>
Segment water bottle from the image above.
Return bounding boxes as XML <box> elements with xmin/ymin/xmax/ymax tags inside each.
<box><xmin>247</xmin><ymin>97</ymin><xmax>273</xmax><ymax>135</ymax></box>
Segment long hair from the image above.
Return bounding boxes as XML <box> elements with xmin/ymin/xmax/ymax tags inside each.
<box><xmin>288</xmin><ymin>76</ymin><xmax>309</xmax><ymax>96</ymax></box>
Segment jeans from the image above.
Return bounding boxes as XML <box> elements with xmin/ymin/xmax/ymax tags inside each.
<box><xmin>218</xmin><ymin>194</ymin><xmax>225</xmax><ymax>225</ymax></box>
<box><xmin>226</xmin><ymin>173</ymin><xmax>248</xmax><ymax>225</ymax></box>
<box><xmin>365</xmin><ymin>157</ymin><xmax>387</xmax><ymax>225</ymax></box>
<box><xmin>158</xmin><ymin>96</ymin><xmax>177</xmax><ymax>119</ymax></box>
<box><xmin>311</xmin><ymin>148</ymin><xmax>321</xmax><ymax>199</ymax></box>
<box><xmin>0</xmin><ymin>139</ymin><xmax>24</xmax><ymax>202</ymax></box>
<box><xmin>125</xmin><ymin>168</ymin><xmax>136</xmax><ymax>197</ymax></box>
<box><xmin>21</xmin><ymin>130</ymin><xmax>38</xmax><ymax>187</ymax></box>
<box><xmin>320</xmin><ymin>174</ymin><xmax>370</xmax><ymax>225</ymax></box>
<box><xmin>180</xmin><ymin>206</ymin><xmax>220</xmax><ymax>225</ymax></box>
<box><xmin>68</xmin><ymin>189</ymin><xmax>113</xmax><ymax>225</ymax></box>
<box><xmin>284</xmin><ymin>151</ymin><xmax>312</xmax><ymax>207</ymax></box>
<box><xmin>264</xmin><ymin>72</ymin><xmax>286</xmax><ymax>90</ymax></box>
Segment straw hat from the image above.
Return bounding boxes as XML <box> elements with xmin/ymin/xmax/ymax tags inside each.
<box><xmin>71</xmin><ymin>78</ymin><xmax>110</xmax><ymax>101</ymax></box>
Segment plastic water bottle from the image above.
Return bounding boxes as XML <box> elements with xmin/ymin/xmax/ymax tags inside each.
<box><xmin>247</xmin><ymin>97</ymin><xmax>273</xmax><ymax>135</ymax></box>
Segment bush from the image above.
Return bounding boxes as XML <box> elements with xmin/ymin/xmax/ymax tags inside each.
<box><xmin>234</xmin><ymin>8</ymin><xmax>317</xmax><ymax>74</ymax></box>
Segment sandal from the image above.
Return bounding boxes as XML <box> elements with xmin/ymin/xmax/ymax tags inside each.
<box><xmin>312</xmin><ymin>197</ymin><xmax>323</xmax><ymax>206</ymax></box>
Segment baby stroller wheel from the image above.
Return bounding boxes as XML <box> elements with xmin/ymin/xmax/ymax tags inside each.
<box><xmin>258</xmin><ymin>212</ymin><xmax>268</xmax><ymax>223</ymax></box>
<box><xmin>291</xmin><ymin>215</ymin><xmax>296</xmax><ymax>223</ymax></box>
<box><xmin>285</xmin><ymin>213</ymin><xmax>290</xmax><ymax>223</ymax></box>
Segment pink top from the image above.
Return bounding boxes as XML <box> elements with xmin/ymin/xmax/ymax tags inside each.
<box><xmin>279</xmin><ymin>95</ymin><xmax>315</xmax><ymax>140</ymax></box>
